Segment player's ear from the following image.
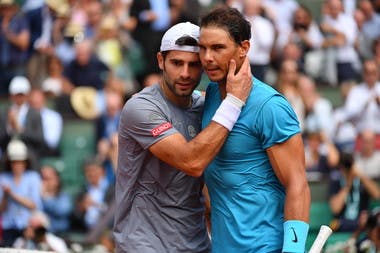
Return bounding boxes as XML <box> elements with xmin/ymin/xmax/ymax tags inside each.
<box><xmin>239</xmin><ymin>40</ymin><xmax>250</xmax><ymax>58</ymax></box>
<box><xmin>157</xmin><ymin>52</ymin><xmax>164</xmax><ymax>70</ymax></box>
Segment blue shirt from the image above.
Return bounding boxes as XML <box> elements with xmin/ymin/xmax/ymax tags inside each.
<box><xmin>0</xmin><ymin>13</ymin><xmax>29</xmax><ymax>66</ymax></box>
<box><xmin>42</xmin><ymin>191</ymin><xmax>72</xmax><ymax>233</ymax></box>
<box><xmin>202</xmin><ymin>78</ymin><xmax>300</xmax><ymax>253</ymax></box>
<box><xmin>0</xmin><ymin>170</ymin><xmax>42</xmax><ymax>230</ymax></box>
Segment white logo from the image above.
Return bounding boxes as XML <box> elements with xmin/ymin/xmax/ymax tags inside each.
<box><xmin>188</xmin><ymin>125</ymin><xmax>197</xmax><ymax>137</ymax></box>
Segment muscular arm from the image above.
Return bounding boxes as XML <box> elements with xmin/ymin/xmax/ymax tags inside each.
<box><xmin>149</xmin><ymin>122</ymin><xmax>229</xmax><ymax>177</ymax></box>
<box><xmin>267</xmin><ymin>133</ymin><xmax>310</xmax><ymax>222</ymax></box>
<box><xmin>149</xmin><ymin>57</ymin><xmax>252</xmax><ymax>177</ymax></box>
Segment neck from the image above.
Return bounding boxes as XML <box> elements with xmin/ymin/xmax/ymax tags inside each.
<box><xmin>159</xmin><ymin>81</ymin><xmax>192</xmax><ymax>108</ymax></box>
<box><xmin>218</xmin><ymin>82</ymin><xmax>227</xmax><ymax>99</ymax></box>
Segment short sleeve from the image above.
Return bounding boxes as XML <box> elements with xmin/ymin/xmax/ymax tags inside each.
<box><xmin>119</xmin><ymin>97</ymin><xmax>178</xmax><ymax>150</ymax></box>
<box><xmin>256</xmin><ymin>95</ymin><xmax>301</xmax><ymax>149</ymax></box>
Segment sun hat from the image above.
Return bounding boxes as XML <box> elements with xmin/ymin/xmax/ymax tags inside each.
<box><xmin>70</xmin><ymin>87</ymin><xmax>102</xmax><ymax>120</ymax></box>
<box><xmin>160</xmin><ymin>22</ymin><xmax>200</xmax><ymax>53</ymax></box>
<box><xmin>0</xmin><ymin>0</ymin><xmax>16</xmax><ymax>6</ymax></box>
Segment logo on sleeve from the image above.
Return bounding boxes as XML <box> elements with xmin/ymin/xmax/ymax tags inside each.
<box><xmin>291</xmin><ymin>227</ymin><xmax>298</xmax><ymax>243</ymax></box>
<box><xmin>151</xmin><ymin>122</ymin><xmax>173</xmax><ymax>137</ymax></box>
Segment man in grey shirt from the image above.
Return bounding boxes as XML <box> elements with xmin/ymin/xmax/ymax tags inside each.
<box><xmin>114</xmin><ymin>22</ymin><xmax>252</xmax><ymax>253</ymax></box>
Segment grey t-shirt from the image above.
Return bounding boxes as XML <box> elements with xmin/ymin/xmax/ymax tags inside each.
<box><xmin>114</xmin><ymin>84</ymin><xmax>210</xmax><ymax>253</ymax></box>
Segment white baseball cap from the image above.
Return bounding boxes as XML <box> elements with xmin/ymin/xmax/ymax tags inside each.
<box><xmin>7</xmin><ymin>139</ymin><xmax>28</xmax><ymax>161</ymax></box>
<box><xmin>160</xmin><ymin>22</ymin><xmax>200</xmax><ymax>53</ymax></box>
<box><xmin>9</xmin><ymin>76</ymin><xmax>31</xmax><ymax>95</ymax></box>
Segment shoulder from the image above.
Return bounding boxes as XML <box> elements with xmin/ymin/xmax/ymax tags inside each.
<box><xmin>121</xmin><ymin>85</ymin><xmax>165</xmax><ymax>121</ymax></box>
<box><xmin>249</xmin><ymin>79</ymin><xmax>283</xmax><ymax>106</ymax></box>
<box><xmin>125</xmin><ymin>85</ymin><xmax>162</xmax><ymax>109</ymax></box>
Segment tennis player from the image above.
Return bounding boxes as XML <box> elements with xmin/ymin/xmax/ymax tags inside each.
<box><xmin>113</xmin><ymin>22</ymin><xmax>252</xmax><ymax>253</ymax></box>
<box><xmin>199</xmin><ymin>7</ymin><xmax>311</xmax><ymax>253</ymax></box>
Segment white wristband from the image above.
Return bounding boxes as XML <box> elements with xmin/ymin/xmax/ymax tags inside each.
<box><xmin>212</xmin><ymin>95</ymin><xmax>243</xmax><ymax>131</ymax></box>
<box><xmin>226</xmin><ymin>93</ymin><xmax>245</xmax><ymax>108</ymax></box>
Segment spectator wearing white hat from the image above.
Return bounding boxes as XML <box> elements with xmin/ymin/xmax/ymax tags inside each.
<box><xmin>0</xmin><ymin>139</ymin><xmax>42</xmax><ymax>247</ymax></box>
<box><xmin>0</xmin><ymin>76</ymin><xmax>45</xmax><ymax>164</ymax></box>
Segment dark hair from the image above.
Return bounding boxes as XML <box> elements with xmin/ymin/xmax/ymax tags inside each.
<box><xmin>200</xmin><ymin>6</ymin><xmax>251</xmax><ymax>45</ymax></box>
<box><xmin>41</xmin><ymin>165</ymin><xmax>63</xmax><ymax>193</ymax></box>
<box><xmin>175</xmin><ymin>35</ymin><xmax>198</xmax><ymax>47</ymax></box>
<box><xmin>161</xmin><ymin>35</ymin><xmax>199</xmax><ymax>58</ymax></box>
<box><xmin>83</xmin><ymin>155</ymin><xmax>104</xmax><ymax>170</ymax></box>
<box><xmin>4</xmin><ymin>155</ymin><xmax>31</xmax><ymax>172</ymax></box>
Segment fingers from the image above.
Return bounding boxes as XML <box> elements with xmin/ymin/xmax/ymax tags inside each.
<box><xmin>228</xmin><ymin>57</ymin><xmax>251</xmax><ymax>78</ymax></box>
<box><xmin>227</xmin><ymin>59</ymin><xmax>237</xmax><ymax>78</ymax></box>
<box><xmin>241</xmin><ymin>57</ymin><xmax>251</xmax><ymax>76</ymax></box>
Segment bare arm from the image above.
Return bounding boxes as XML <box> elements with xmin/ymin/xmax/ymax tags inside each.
<box><xmin>266</xmin><ymin>133</ymin><xmax>310</xmax><ymax>222</ymax></box>
<box><xmin>149</xmin><ymin>57</ymin><xmax>252</xmax><ymax>177</ymax></box>
<box><xmin>4</xmin><ymin>29</ymin><xmax>30</xmax><ymax>51</ymax></box>
<box><xmin>354</xmin><ymin>165</ymin><xmax>380</xmax><ymax>200</ymax></box>
<box><xmin>150</xmin><ymin>122</ymin><xmax>229</xmax><ymax>177</ymax></box>
<box><xmin>2</xmin><ymin>185</ymin><xmax>36</xmax><ymax>210</ymax></box>
<box><xmin>329</xmin><ymin>184</ymin><xmax>350</xmax><ymax>215</ymax></box>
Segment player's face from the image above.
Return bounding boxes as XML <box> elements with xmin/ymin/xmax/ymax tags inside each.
<box><xmin>157</xmin><ymin>50</ymin><xmax>202</xmax><ymax>98</ymax></box>
<box><xmin>199</xmin><ymin>26</ymin><xmax>244</xmax><ymax>85</ymax></box>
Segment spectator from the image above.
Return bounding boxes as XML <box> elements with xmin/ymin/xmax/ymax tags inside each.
<box><xmin>289</xmin><ymin>4</ymin><xmax>324</xmax><ymax>74</ymax></box>
<box><xmin>41</xmin><ymin>54</ymin><xmax>74</xmax><ymax>97</ymax></box>
<box><xmin>341</xmin><ymin>59</ymin><xmax>380</xmax><ymax>136</ymax></box>
<box><xmin>95</xmin><ymin>90</ymin><xmax>123</xmax><ymax>184</ymax></box>
<box><xmin>40</xmin><ymin>165</ymin><xmax>72</xmax><ymax>235</ymax></box>
<box><xmin>304</xmin><ymin>131</ymin><xmax>340</xmax><ymax>180</ymax></box>
<box><xmin>84</xmin><ymin>0</ymin><xmax>103</xmax><ymax>39</ymax></box>
<box><xmin>358</xmin><ymin>0</ymin><xmax>380</xmax><ymax>43</ymax></box>
<box><xmin>276</xmin><ymin>59</ymin><xmax>305</xmax><ymax>131</ymax></box>
<box><xmin>26</xmin><ymin>0</ymin><xmax>70</xmax><ymax>87</ymax></box>
<box><xmin>95</xmin><ymin>13</ymin><xmax>137</xmax><ymax>96</ymax></box>
<box><xmin>298</xmin><ymin>74</ymin><xmax>335</xmax><ymax>138</ymax></box>
<box><xmin>355</xmin><ymin>129</ymin><xmax>380</xmax><ymax>179</ymax></box>
<box><xmin>0</xmin><ymin>76</ymin><xmax>45</xmax><ymax>167</ymax></box>
<box><xmin>109</xmin><ymin>0</ymin><xmax>135</xmax><ymax>32</ymax></box>
<box><xmin>243</xmin><ymin>0</ymin><xmax>275</xmax><ymax>82</ymax></box>
<box><xmin>354</xmin><ymin>208</ymin><xmax>380</xmax><ymax>253</ymax></box>
<box><xmin>280</xmin><ymin>41</ymin><xmax>305</xmax><ymax>72</ymax></box>
<box><xmin>54</xmin><ymin>21</ymin><xmax>81</xmax><ymax>66</ymax></box>
<box><xmin>329</xmin><ymin>152</ymin><xmax>380</xmax><ymax>232</ymax></box>
<box><xmin>71</xmin><ymin>157</ymin><xmax>110</xmax><ymax>232</ymax></box>
<box><xmin>170</xmin><ymin>0</ymin><xmax>200</xmax><ymax>25</ymax></box>
<box><xmin>331</xmin><ymin>80</ymin><xmax>358</xmax><ymax>152</ymax></box>
<box><xmin>63</xmin><ymin>39</ymin><xmax>111</xmax><ymax>91</ymax></box>
<box><xmin>0</xmin><ymin>139</ymin><xmax>42</xmax><ymax>246</ymax></box>
<box><xmin>29</xmin><ymin>89</ymin><xmax>63</xmax><ymax>157</ymax></box>
<box><xmin>0</xmin><ymin>0</ymin><xmax>30</xmax><ymax>95</ymax></box>
<box><xmin>13</xmin><ymin>210</ymin><xmax>69</xmax><ymax>253</ymax></box>
<box><xmin>129</xmin><ymin>0</ymin><xmax>171</xmax><ymax>86</ymax></box>
<box><xmin>374</xmin><ymin>38</ymin><xmax>380</xmax><ymax>71</ymax></box>
<box><xmin>262</xmin><ymin>0</ymin><xmax>299</xmax><ymax>58</ymax></box>
<box><xmin>320</xmin><ymin>0</ymin><xmax>360</xmax><ymax>85</ymax></box>
<box><xmin>353</xmin><ymin>8</ymin><xmax>374</xmax><ymax>61</ymax></box>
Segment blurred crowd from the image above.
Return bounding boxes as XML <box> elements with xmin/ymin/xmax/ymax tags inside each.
<box><xmin>0</xmin><ymin>0</ymin><xmax>380</xmax><ymax>252</ymax></box>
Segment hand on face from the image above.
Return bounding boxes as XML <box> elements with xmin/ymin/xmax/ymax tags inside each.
<box><xmin>226</xmin><ymin>56</ymin><xmax>252</xmax><ymax>103</ymax></box>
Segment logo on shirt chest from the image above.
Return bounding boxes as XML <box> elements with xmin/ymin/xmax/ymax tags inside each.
<box><xmin>188</xmin><ymin>125</ymin><xmax>197</xmax><ymax>138</ymax></box>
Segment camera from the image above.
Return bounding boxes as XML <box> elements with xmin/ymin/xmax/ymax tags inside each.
<box><xmin>338</xmin><ymin>152</ymin><xmax>354</xmax><ymax>171</ymax></box>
